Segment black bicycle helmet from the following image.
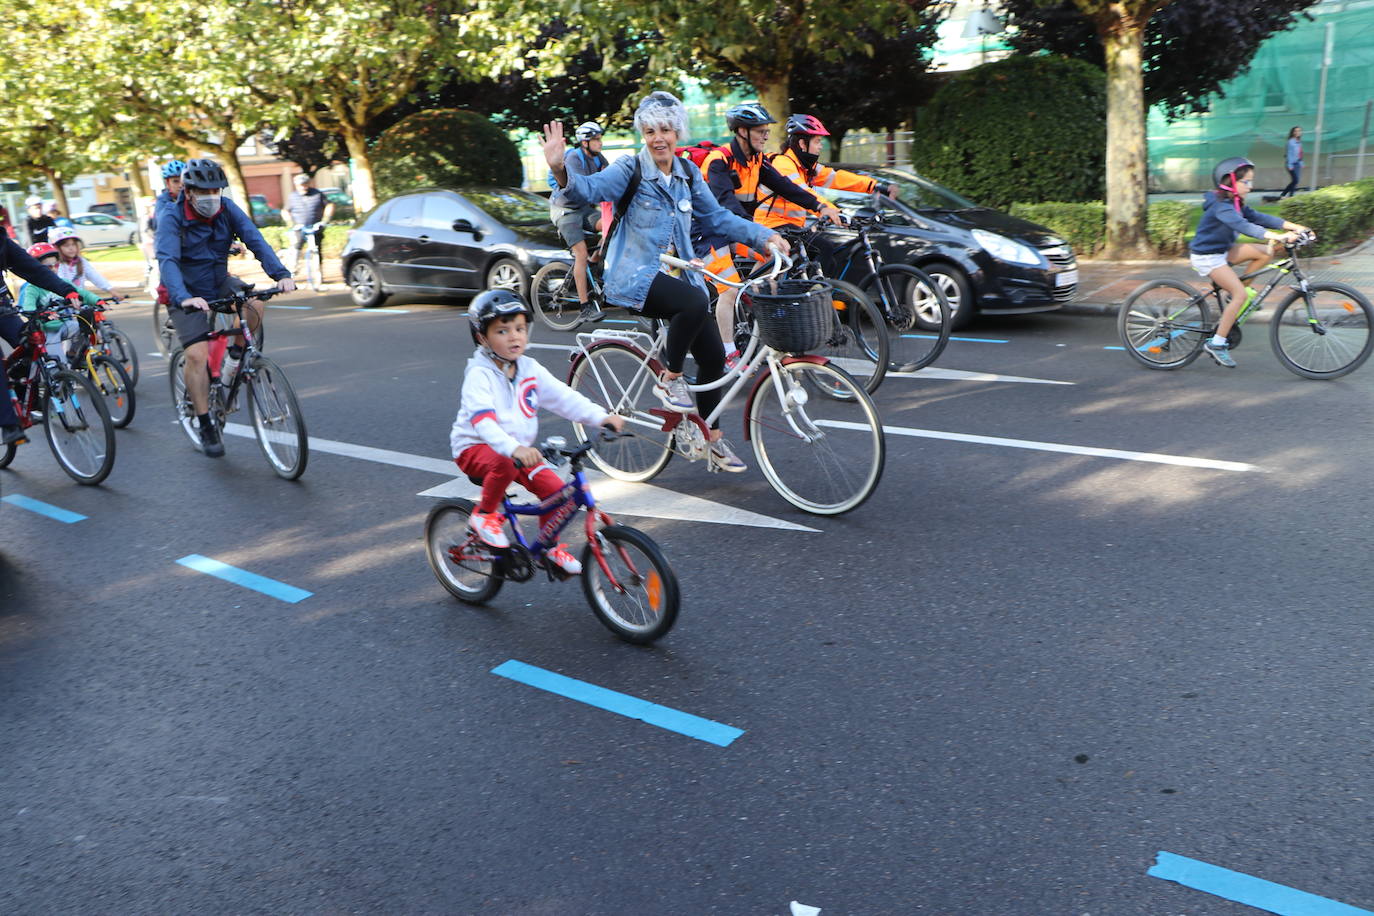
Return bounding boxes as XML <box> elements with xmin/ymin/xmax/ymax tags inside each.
<box><xmin>182</xmin><ymin>158</ymin><xmax>229</xmax><ymax>190</ymax></box>
<box><xmin>725</xmin><ymin>102</ymin><xmax>775</xmax><ymax>131</ymax></box>
<box><xmin>468</xmin><ymin>288</ymin><xmax>532</xmax><ymax>343</ymax></box>
<box><xmin>1213</xmin><ymin>156</ymin><xmax>1255</xmax><ymax>191</ymax></box>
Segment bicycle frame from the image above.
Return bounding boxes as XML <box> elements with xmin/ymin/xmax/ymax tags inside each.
<box><xmin>4</xmin><ymin>310</ymin><xmax>75</xmax><ymax>429</ymax></box>
<box><xmin>500</xmin><ymin>465</ymin><xmax>626</xmax><ymax>580</ymax></box>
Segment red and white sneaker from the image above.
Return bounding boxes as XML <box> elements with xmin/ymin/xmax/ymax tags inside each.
<box><xmin>546</xmin><ymin>543</ymin><xmax>584</xmax><ymax>575</ymax></box>
<box><xmin>467</xmin><ymin>510</ymin><xmax>510</xmax><ymax>548</ymax></box>
<box><xmin>724</xmin><ymin>349</ymin><xmax>742</xmax><ymax>371</ymax></box>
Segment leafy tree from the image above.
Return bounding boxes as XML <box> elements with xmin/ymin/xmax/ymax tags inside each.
<box><xmin>260</xmin><ymin>126</ymin><xmax>343</xmax><ymax>177</ymax></box>
<box><xmin>911</xmin><ymin>55</ymin><xmax>1106</xmax><ymax>208</ymax></box>
<box><xmin>371</xmin><ymin>110</ymin><xmax>523</xmax><ymax>199</ymax></box>
<box><xmin>1000</xmin><ymin>0</ymin><xmax>1319</xmax><ymax>120</ymax></box>
<box><xmin>789</xmin><ymin>13</ymin><xmax>947</xmax><ymax>159</ymax></box>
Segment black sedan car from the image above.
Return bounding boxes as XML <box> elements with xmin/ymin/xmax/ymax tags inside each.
<box><xmin>824</xmin><ymin>166</ymin><xmax>1079</xmax><ymax>329</ymax></box>
<box><xmin>341</xmin><ymin>187</ymin><xmax>569</xmax><ymax>308</ymax></box>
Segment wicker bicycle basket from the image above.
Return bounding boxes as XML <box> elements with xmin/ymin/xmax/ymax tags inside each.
<box><xmin>748</xmin><ymin>279</ymin><xmax>833</xmax><ymax>353</ymax></box>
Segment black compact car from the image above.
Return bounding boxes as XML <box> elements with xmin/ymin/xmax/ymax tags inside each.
<box><xmin>341</xmin><ymin>187</ymin><xmax>569</xmax><ymax>308</ymax></box>
<box><xmin>824</xmin><ymin>166</ymin><xmax>1078</xmax><ymax>329</ymax></box>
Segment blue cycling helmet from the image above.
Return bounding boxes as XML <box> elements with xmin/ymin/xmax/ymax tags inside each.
<box><xmin>161</xmin><ymin>159</ymin><xmax>187</xmax><ymax>179</ymax></box>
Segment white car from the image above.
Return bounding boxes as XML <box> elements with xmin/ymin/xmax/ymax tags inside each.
<box><xmin>70</xmin><ymin>212</ymin><xmax>140</xmax><ymax>248</ymax></box>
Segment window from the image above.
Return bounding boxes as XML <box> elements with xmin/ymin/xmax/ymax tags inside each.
<box><xmin>419</xmin><ymin>194</ymin><xmax>479</xmax><ymax>230</ymax></box>
<box><xmin>386</xmin><ymin>196</ymin><xmax>423</xmax><ymax>227</ymax></box>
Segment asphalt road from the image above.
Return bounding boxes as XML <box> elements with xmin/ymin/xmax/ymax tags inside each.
<box><xmin>3</xmin><ymin>290</ymin><xmax>1373</xmax><ymax>915</ymax></box>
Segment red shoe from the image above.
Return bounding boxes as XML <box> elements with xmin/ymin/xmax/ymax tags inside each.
<box><xmin>546</xmin><ymin>543</ymin><xmax>583</xmax><ymax>575</ymax></box>
<box><xmin>467</xmin><ymin>510</ymin><xmax>510</xmax><ymax>548</ymax></box>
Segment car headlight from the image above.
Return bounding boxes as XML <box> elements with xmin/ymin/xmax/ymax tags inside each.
<box><xmin>972</xmin><ymin>229</ymin><xmax>1042</xmax><ymax>266</ymax></box>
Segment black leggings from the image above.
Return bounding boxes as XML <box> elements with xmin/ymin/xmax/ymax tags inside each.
<box><xmin>0</xmin><ymin>312</ymin><xmax>25</xmax><ymax>427</ymax></box>
<box><xmin>638</xmin><ymin>272</ymin><xmax>726</xmax><ymax>428</ymax></box>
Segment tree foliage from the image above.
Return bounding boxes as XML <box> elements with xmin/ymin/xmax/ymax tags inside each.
<box><xmin>1001</xmin><ymin>0</ymin><xmax>1319</xmax><ymax>120</ymax></box>
<box><xmin>372</xmin><ymin>110</ymin><xmax>523</xmax><ymax>199</ymax></box>
<box><xmin>911</xmin><ymin>55</ymin><xmax>1106</xmax><ymax>209</ymax></box>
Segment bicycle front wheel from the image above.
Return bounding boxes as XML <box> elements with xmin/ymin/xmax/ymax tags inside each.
<box><xmin>305</xmin><ymin>247</ymin><xmax>323</xmax><ymax>291</ymax></box>
<box><xmin>531</xmin><ymin>261</ymin><xmax>584</xmax><ymax>332</ymax></box>
<box><xmin>748</xmin><ymin>358</ymin><xmax>885</xmax><ymax>515</ymax></box>
<box><xmin>1118</xmin><ymin>279</ymin><xmax>1211</xmax><ymax>370</ymax></box>
<box><xmin>862</xmin><ymin>264</ymin><xmax>952</xmax><ymax>372</ymax></box>
<box><xmin>100</xmin><ymin>323</ymin><xmax>139</xmax><ymax>386</ymax></box>
<box><xmin>246</xmin><ymin>356</ymin><xmax>308</xmax><ymax>479</ymax></box>
<box><xmin>425</xmin><ymin>499</ymin><xmax>503</xmax><ymax>604</ymax></box>
<box><xmin>581</xmin><ymin>524</ymin><xmax>679</xmax><ymax>644</ymax></box>
<box><xmin>568</xmin><ymin>342</ymin><xmax>674</xmax><ymax>482</ymax></box>
<box><xmin>1270</xmin><ymin>283</ymin><xmax>1374</xmax><ymax>379</ymax></box>
<box><xmin>85</xmin><ymin>354</ymin><xmax>136</xmax><ymax>428</ymax></box>
<box><xmin>811</xmin><ymin>279</ymin><xmax>888</xmax><ymax>396</ymax></box>
<box><xmin>44</xmin><ymin>369</ymin><xmax>116</xmax><ymax>485</ymax></box>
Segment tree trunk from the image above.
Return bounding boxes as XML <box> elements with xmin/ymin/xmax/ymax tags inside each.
<box><xmin>756</xmin><ymin>79</ymin><xmax>792</xmax><ymax>128</ymax></box>
<box><xmin>341</xmin><ymin>124</ymin><xmax>377</xmax><ymax>213</ymax></box>
<box><xmin>128</xmin><ymin>163</ymin><xmax>152</xmax><ymax>198</ymax></box>
<box><xmin>828</xmin><ymin>128</ymin><xmax>847</xmax><ymax>161</ymax></box>
<box><xmin>1102</xmin><ymin>24</ymin><xmax>1152</xmax><ymax>259</ymax></box>
<box><xmin>216</xmin><ymin>140</ymin><xmax>251</xmax><ymax>210</ymax></box>
<box><xmin>42</xmin><ymin>168</ymin><xmax>69</xmax><ymax>217</ymax></box>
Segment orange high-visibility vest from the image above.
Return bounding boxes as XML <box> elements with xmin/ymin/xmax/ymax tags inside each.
<box><xmin>755</xmin><ymin>147</ymin><xmax>877</xmax><ymax>229</ymax></box>
<box><xmin>699</xmin><ymin>141</ymin><xmax>766</xmax><ymax>215</ymax></box>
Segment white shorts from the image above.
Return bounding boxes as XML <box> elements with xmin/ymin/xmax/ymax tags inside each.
<box><xmin>1189</xmin><ymin>252</ymin><xmax>1230</xmax><ymax>278</ymax></box>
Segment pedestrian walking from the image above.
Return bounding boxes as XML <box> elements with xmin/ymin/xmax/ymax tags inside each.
<box><xmin>1280</xmin><ymin>126</ymin><xmax>1303</xmax><ymax>198</ymax></box>
<box><xmin>24</xmin><ymin>196</ymin><xmax>54</xmax><ymax>245</ymax></box>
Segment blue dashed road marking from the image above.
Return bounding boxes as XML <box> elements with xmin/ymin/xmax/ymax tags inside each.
<box><xmin>2</xmin><ymin>494</ymin><xmax>87</xmax><ymax>523</ymax></box>
<box><xmin>176</xmin><ymin>554</ymin><xmax>313</xmax><ymax>603</ymax></box>
<box><xmin>1148</xmin><ymin>851</ymin><xmax>1374</xmax><ymax>915</ymax></box>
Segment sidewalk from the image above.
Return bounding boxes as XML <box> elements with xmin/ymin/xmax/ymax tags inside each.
<box><xmin>1063</xmin><ymin>233</ymin><xmax>1374</xmax><ymax>316</ymax></box>
<box><xmin>89</xmin><ymin>256</ymin><xmax>346</xmax><ymax>294</ymax></box>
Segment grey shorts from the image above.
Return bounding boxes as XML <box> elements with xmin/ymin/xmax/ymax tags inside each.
<box><xmin>169</xmin><ymin>276</ymin><xmax>250</xmax><ymax>346</ymax></box>
<box><xmin>553</xmin><ymin>206</ymin><xmax>599</xmax><ymax>248</ymax></box>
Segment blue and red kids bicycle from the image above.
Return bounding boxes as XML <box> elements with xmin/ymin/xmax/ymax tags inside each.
<box><xmin>424</xmin><ymin>430</ymin><xmax>680</xmax><ymax>644</ymax></box>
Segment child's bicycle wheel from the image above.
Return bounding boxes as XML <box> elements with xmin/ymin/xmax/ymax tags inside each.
<box><xmin>581</xmin><ymin>524</ymin><xmax>679</xmax><ymax>644</ymax></box>
<box><xmin>1117</xmin><ymin>279</ymin><xmax>1211</xmax><ymax>369</ymax></box>
<box><xmin>426</xmin><ymin>499</ymin><xmax>504</xmax><ymax>603</ymax></box>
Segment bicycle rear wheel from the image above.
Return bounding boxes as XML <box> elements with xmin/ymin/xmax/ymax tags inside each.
<box><xmin>153</xmin><ymin>300</ymin><xmax>176</xmax><ymax>357</ymax></box>
<box><xmin>748</xmin><ymin>358</ymin><xmax>885</xmax><ymax>515</ymax></box>
<box><xmin>568</xmin><ymin>342</ymin><xmax>674</xmax><ymax>482</ymax></box>
<box><xmin>862</xmin><ymin>264</ymin><xmax>952</xmax><ymax>372</ymax></box>
<box><xmin>531</xmin><ymin>261</ymin><xmax>584</xmax><ymax>332</ymax></box>
<box><xmin>426</xmin><ymin>499</ymin><xmax>504</xmax><ymax>603</ymax></box>
<box><xmin>44</xmin><ymin>369</ymin><xmax>116</xmax><ymax>485</ymax></box>
<box><xmin>1118</xmin><ymin>279</ymin><xmax>1211</xmax><ymax>370</ymax></box>
<box><xmin>100</xmin><ymin>323</ymin><xmax>139</xmax><ymax>386</ymax></box>
<box><xmin>1269</xmin><ymin>283</ymin><xmax>1374</xmax><ymax>379</ymax></box>
<box><xmin>167</xmin><ymin>347</ymin><xmax>206</xmax><ymax>448</ymax></box>
<box><xmin>246</xmin><ymin>355</ymin><xmax>308</xmax><ymax>479</ymax></box>
<box><xmin>811</xmin><ymin>279</ymin><xmax>888</xmax><ymax>396</ymax></box>
<box><xmin>581</xmin><ymin>524</ymin><xmax>679</xmax><ymax>644</ymax></box>
<box><xmin>85</xmin><ymin>354</ymin><xmax>136</xmax><ymax>428</ymax></box>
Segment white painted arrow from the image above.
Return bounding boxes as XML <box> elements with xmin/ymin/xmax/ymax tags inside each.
<box><xmin>790</xmin><ymin>902</ymin><xmax>822</xmax><ymax>916</ymax></box>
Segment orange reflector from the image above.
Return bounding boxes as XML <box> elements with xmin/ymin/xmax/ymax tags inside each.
<box><xmin>1148</xmin><ymin>346</ymin><xmax>1162</xmax><ymax>353</ymax></box>
<box><xmin>646</xmin><ymin>570</ymin><xmax>663</xmax><ymax>611</ymax></box>
<box><xmin>832</xmin><ymin>299</ymin><xmax>847</xmax><ymax>311</ymax></box>
<box><xmin>1342</xmin><ymin>301</ymin><xmax>1356</xmax><ymax>312</ymax></box>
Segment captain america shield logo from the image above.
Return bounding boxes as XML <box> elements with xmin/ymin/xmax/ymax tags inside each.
<box><xmin>517</xmin><ymin>378</ymin><xmax>539</xmax><ymax>417</ymax></box>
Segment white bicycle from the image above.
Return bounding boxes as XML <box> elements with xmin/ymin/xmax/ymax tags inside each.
<box><xmin>566</xmin><ymin>253</ymin><xmax>886</xmax><ymax>516</ymax></box>
<box><xmin>291</xmin><ymin>222</ymin><xmax>325</xmax><ymax>291</ymax></box>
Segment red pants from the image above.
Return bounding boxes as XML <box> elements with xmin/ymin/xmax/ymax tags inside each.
<box><xmin>456</xmin><ymin>443</ymin><xmax>565</xmax><ymax>525</ymax></box>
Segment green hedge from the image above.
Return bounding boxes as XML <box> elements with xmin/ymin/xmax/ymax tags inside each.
<box><xmin>1278</xmin><ymin>178</ymin><xmax>1374</xmax><ymax>255</ymax></box>
<box><xmin>258</xmin><ymin>224</ymin><xmax>351</xmax><ymax>260</ymax></box>
<box><xmin>1008</xmin><ymin>200</ymin><xmax>1192</xmax><ymax>258</ymax></box>
<box><xmin>912</xmin><ymin>56</ymin><xmax>1105</xmax><ymax>209</ymax></box>
<box><xmin>372</xmin><ymin>108</ymin><xmax>522</xmax><ymax>200</ymax></box>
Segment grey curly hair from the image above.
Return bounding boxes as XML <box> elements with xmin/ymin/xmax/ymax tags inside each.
<box><xmin>632</xmin><ymin>90</ymin><xmax>690</xmax><ymax>140</ymax></box>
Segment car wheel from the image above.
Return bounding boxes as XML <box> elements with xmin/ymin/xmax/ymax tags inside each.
<box><xmin>127</xmin><ymin>232</ymin><xmax>138</xmax><ymax>246</ymax></box>
<box><xmin>923</xmin><ymin>263</ymin><xmax>974</xmax><ymax>331</ymax></box>
<box><xmin>347</xmin><ymin>258</ymin><xmax>389</xmax><ymax>308</ymax></box>
<box><xmin>485</xmin><ymin>258</ymin><xmax>528</xmax><ymax>300</ymax></box>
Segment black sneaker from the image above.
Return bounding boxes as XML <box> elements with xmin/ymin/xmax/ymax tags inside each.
<box><xmin>1</xmin><ymin>424</ymin><xmax>27</xmax><ymax>446</ymax></box>
<box><xmin>578</xmin><ymin>302</ymin><xmax>606</xmax><ymax>323</ymax></box>
<box><xmin>199</xmin><ymin>420</ymin><xmax>225</xmax><ymax>458</ymax></box>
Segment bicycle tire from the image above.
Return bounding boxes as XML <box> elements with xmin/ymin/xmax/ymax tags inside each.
<box><xmin>167</xmin><ymin>347</ymin><xmax>206</xmax><ymax>448</ymax></box>
<box><xmin>862</xmin><ymin>263</ymin><xmax>952</xmax><ymax>372</ymax></box>
<box><xmin>153</xmin><ymin>300</ymin><xmax>176</xmax><ymax>357</ymax></box>
<box><xmin>531</xmin><ymin>261</ymin><xmax>585</xmax><ymax>332</ymax></box>
<box><xmin>0</xmin><ymin>441</ymin><xmax>14</xmax><ymax>469</ymax></box>
<box><xmin>305</xmin><ymin>246</ymin><xmax>323</xmax><ymax>291</ymax></box>
<box><xmin>101</xmin><ymin>323</ymin><xmax>139</xmax><ymax>386</ymax></box>
<box><xmin>246</xmin><ymin>355</ymin><xmax>309</xmax><ymax>479</ymax></box>
<box><xmin>568</xmin><ymin>341</ymin><xmax>674</xmax><ymax>482</ymax></box>
<box><xmin>1269</xmin><ymin>282</ymin><xmax>1374</xmax><ymax>379</ymax></box>
<box><xmin>811</xmin><ymin>278</ymin><xmax>888</xmax><ymax>396</ymax></box>
<box><xmin>44</xmin><ymin>369</ymin><xmax>116</xmax><ymax>485</ymax></box>
<box><xmin>581</xmin><ymin>524</ymin><xmax>680</xmax><ymax>644</ymax></box>
<box><xmin>747</xmin><ymin>357</ymin><xmax>885</xmax><ymax>515</ymax></box>
<box><xmin>425</xmin><ymin>499</ymin><xmax>504</xmax><ymax>603</ymax></box>
<box><xmin>85</xmin><ymin>354</ymin><xmax>136</xmax><ymax>429</ymax></box>
<box><xmin>1117</xmin><ymin>279</ymin><xmax>1211</xmax><ymax>370</ymax></box>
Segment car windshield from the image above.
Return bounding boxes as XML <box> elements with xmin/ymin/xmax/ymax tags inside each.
<box><xmin>872</xmin><ymin>169</ymin><xmax>977</xmax><ymax>211</ymax></box>
<box><xmin>462</xmin><ymin>188</ymin><xmax>550</xmax><ymax>226</ymax></box>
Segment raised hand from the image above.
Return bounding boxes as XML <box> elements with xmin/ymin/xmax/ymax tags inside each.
<box><xmin>541</xmin><ymin>122</ymin><xmax>567</xmax><ymax>177</ymax></box>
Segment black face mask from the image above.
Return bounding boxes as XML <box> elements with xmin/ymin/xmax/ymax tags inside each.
<box><xmin>795</xmin><ymin>147</ymin><xmax>820</xmax><ymax>170</ymax></box>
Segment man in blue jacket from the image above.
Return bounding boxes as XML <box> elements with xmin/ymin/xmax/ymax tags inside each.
<box><xmin>156</xmin><ymin>158</ymin><xmax>296</xmax><ymax>457</ymax></box>
<box><xmin>1</xmin><ymin>239</ymin><xmax>81</xmax><ymax>445</ymax></box>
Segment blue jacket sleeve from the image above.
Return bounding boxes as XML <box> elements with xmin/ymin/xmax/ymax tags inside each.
<box><xmin>155</xmin><ymin>209</ymin><xmax>191</xmax><ymax>304</ymax></box>
<box><xmin>225</xmin><ymin>201</ymin><xmax>289</xmax><ymax>281</ymax></box>
<box><xmin>689</xmin><ymin>172</ymin><xmax>774</xmax><ymax>253</ymax></box>
<box><xmin>1217</xmin><ymin>204</ymin><xmax>1281</xmax><ymax>240</ymax></box>
<box><xmin>561</xmin><ymin>156</ymin><xmax>636</xmax><ymax>212</ymax></box>
<box><xmin>1240</xmin><ymin>205</ymin><xmax>1285</xmax><ymax>233</ymax></box>
<box><xmin>2</xmin><ymin>239</ymin><xmax>77</xmax><ymax>298</ymax></box>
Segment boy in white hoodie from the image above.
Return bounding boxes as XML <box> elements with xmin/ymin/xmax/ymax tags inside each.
<box><xmin>449</xmin><ymin>289</ymin><xmax>624</xmax><ymax>574</ymax></box>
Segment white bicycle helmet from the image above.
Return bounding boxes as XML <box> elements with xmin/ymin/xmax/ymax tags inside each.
<box><xmin>48</xmin><ymin>225</ymin><xmax>83</xmax><ymax>246</ymax></box>
<box><xmin>574</xmin><ymin>121</ymin><xmax>604</xmax><ymax>143</ymax></box>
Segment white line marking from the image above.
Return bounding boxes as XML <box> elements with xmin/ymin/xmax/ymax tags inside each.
<box><xmin>222</xmin><ymin>424</ymin><xmax>817</xmax><ymax>531</ymax></box>
<box><xmin>530</xmin><ymin>343</ymin><xmax>1072</xmax><ymax>386</ymax></box>
<box><xmin>818</xmin><ymin>420</ymin><xmax>1261</xmax><ymax>472</ymax></box>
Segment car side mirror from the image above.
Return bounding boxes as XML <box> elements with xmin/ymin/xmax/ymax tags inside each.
<box><xmin>453</xmin><ymin>218</ymin><xmax>482</xmax><ymax>241</ymax></box>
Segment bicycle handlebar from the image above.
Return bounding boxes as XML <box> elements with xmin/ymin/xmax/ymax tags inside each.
<box><xmin>194</xmin><ymin>286</ymin><xmax>288</xmax><ymax>313</ymax></box>
<box><xmin>658</xmin><ymin>251</ymin><xmax>793</xmax><ymax>289</ymax></box>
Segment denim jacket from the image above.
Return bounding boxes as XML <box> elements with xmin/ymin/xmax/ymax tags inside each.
<box><xmin>559</xmin><ymin>149</ymin><xmax>775</xmax><ymax>309</ymax></box>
